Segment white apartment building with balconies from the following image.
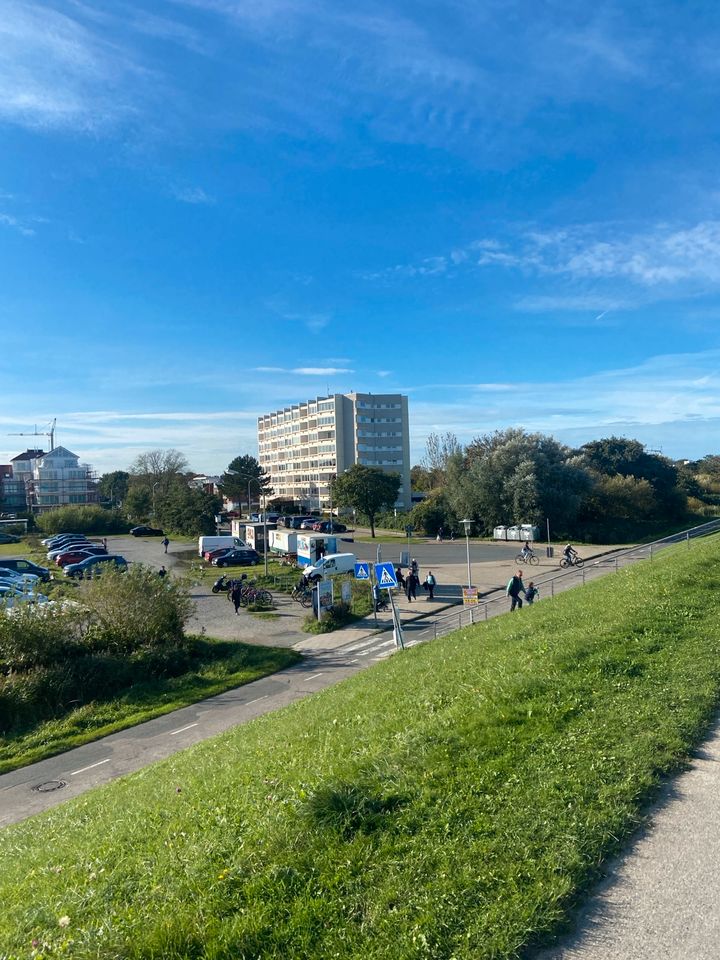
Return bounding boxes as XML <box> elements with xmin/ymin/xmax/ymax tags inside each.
<box><xmin>257</xmin><ymin>393</ymin><xmax>411</xmax><ymax>512</ymax></box>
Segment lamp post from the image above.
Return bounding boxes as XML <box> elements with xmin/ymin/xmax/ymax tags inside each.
<box><xmin>461</xmin><ymin>518</ymin><xmax>473</xmax><ymax>588</ymax></box>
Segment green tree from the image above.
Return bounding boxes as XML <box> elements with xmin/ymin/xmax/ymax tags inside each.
<box><xmin>331</xmin><ymin>465</ymin><xmax>401</xmax><ymax>538</ymax></box>
<box><xmin>219</xmin><ymin>455</ymin><xmax>272</xmax><ymax>512</ymax></box>
<box><xmin>155</xmin><ymin>477</ymin><xmax>221</xmax><ymax>536</ymax></box>
<box><xmin>97</xmin><ymin>470</ymin><xmax>130</xmax><ymax>506</ymax></box>
<box><xmin>410</xmin><ymin>492</ymin><xmax>458</xmax><ymax>537</ymax></box>
<box><xmin>448</xmin><ymin>429</ymin><xmax>590</xmax><ymax>536</ymax></box>
<box><xmin>421</xmin><ymin>431</ymin><xmax>461</xmax><ymax>488</ymax></box>
<box><xmin>578</xmin><ymin>437</ymin><xmax>685</xmax><ymax>519</ymax></box>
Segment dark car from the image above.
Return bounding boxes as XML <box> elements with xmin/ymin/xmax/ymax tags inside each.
<box><xmin>0</xmin><ymin>558</ymin><xmax>51</xmax><ymax>581</ymax></box>
<box><xmin>56</xmin><ymin>546</ymin><xmax>108</xmax><ymax>567</ymax></box>
<box><xmin>204</xmin><ymin>547</ymin><xmax>236</xmax><ymax>563</ymax></box>
<box><xmin>212</xmin><ymin>549</ymin><xmax>260</xmax><ymax>568</ymax></box>
<box><xmin>64</xmin><ymin>555</ymin><xmax>128</xmax><ymax>579</ymax></box>
<box><xmin>0</xmin><ymin>532</ymin><xmax>20</xmax><ymax>544</ymax></box>
<box><xmin>130</xmin><ymin>525</ymin><xmax>164</xmax><ymax>537</ymax></box>
<box><xmin>312</xmin><ymin>520</ymin><xmax>347</xmax><ymax>533</ymax></box>
<box><xmin>287</xmin><ymin>517</ymin><xmax>314</xmax><ymax>530</ymax></box>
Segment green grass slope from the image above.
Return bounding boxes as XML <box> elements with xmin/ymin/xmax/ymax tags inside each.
<box><xmin>2</xmin><ymin>539</ymin><xmax>720</xmax><ymax>959</ymax></box>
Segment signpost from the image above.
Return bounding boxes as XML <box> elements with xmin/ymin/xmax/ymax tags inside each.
<box><xmin>316</xmin><ymin>580</ymin><xmax>333</xmax><ymax>621</ymax></box>
<box><xmin>374</xmin><ymin>562</ymin><xmax>397</xmax><ymax>589</ymax></box>
<box><xmin>354</xmin><ymin>562</ymin><xmax>370</xmax><ymax>580</ymax></box>
<box><xmin>374</xmin><ymin>562</ymin><xmax>404</xmax><ymax>649</ymax></box>
<box><xmin>462</xmin><ymin>587</ymin><xmax>479</xmax><ymax>605</ymax></box>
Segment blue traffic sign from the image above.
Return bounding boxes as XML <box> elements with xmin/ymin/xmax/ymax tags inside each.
<box><xmin>354</xmin><ymin>562</ymin><xmax>371</xmax><ymax>580</ymax></box>
<box><xmin>374</xmin><ymin>561</ymin><xmax>398</xmax><ymax>589</ymax></box>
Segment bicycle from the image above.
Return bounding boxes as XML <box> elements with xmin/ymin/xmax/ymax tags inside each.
<box><xmin>240</xmin><ymin>585</ymin><xmax>274</xmax><ymax>608</ymax></box>
<box><xmin>559</xmin><ymin>554</ymin><xmax>584</xmax><ymax>569</ymax></box>
<box><xmin>514</xmin><ymin>551</ymin><xmax>539</xmax><ymax>565</ymax></box>
<box><xmin>291</xmin><ymin>584</ymin><xmax>314</xmax><ymax>608</ymax></box>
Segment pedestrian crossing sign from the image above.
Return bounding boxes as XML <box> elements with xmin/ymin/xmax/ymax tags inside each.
<box><xmin>374</xmin><ymin>561</ymin><xmax>397</xmax><ymax>588</ymax></box>
<box><xmin>354</xmin><ymin>562</ymin><xmax>370</xmax><ymax>580</ymax></box>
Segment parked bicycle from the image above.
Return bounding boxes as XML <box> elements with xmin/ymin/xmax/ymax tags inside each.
<box><xmin>514</xmin><ymin>550</ymin><xmax>539</xmax><ymax>565</ymax></box>
<box><xmin>291</xmin><ymin>584</ymin><xmax>314</xmax><ymax>608</ymax></box>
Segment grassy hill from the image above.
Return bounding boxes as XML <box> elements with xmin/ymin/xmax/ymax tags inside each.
<box><xmin>2</xmin><ymin>538</ymin><xmax>720</xmax><ymax>958</ymax></box>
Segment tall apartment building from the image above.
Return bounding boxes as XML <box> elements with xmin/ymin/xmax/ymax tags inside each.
<box><xmin>3</xmin><ymin>446</ymin><xmax>98</xmax><ymax>513</ymax></box>
<box><xmin>257</xmin><ymin>393</ymin><xmax>411</xmax><ymax>512</ymax></box>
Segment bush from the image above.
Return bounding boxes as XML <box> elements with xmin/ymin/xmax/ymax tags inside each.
<box><xmin>82</xmin><ymin>565</ymin><xmax>194</xmax><ymax>653</ymax></box>
<box><xmin>35</xmin><ymin>506</ymin><xmax>130</xmax><ymax>535</ymax></box>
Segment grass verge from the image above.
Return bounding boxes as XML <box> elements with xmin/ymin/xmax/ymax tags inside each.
<box><xmin>2</xmin><ymin>538</ymin><xmax>720</xmax><ymax>958</ymax></box>
<box><xmin>0</xmin><ymin>637</ymin><xmax>300</xmax><ymax>774</ymax></box>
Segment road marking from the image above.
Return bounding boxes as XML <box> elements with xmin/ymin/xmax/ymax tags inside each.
<box><xmin>70</xmin><ymin>758</ymin><xmax>110</xmax><ymax>776</ymax></box>
<box><xmin>169</xmin><ymin>722</ymin><xmax>199</xmax><ymax>736</ymax></box>
<box><xmin>307</xmin><ymin>673</ymin><xmax>323</xmax><ymax>680</ymax></box>
<box><xmin>349</xmin><ymin>658</ymin><xmax>360</xmax><ymax>663</ymax></box>
<box><xmin>245</xmin><ymin>695</ymin><xmax>268</xmax><ymax>706</ymax></box>
<box><xmin>342</xmin><ymin>636</ymin><xmax>384</xmax><ymax>653</ymax></box>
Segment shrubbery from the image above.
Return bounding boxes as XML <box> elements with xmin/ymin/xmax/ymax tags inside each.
<box><xmin>0</xmin><ymin>566</ymin><xmax>194</xmax><ymax>733</ymax></box>
<box><xmin>35</xmin><ymin>505</ymin><xmax>129</xmax><ymax>535</ymax></box>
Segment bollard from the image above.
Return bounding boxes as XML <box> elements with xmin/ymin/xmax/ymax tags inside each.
<box><xmin>582</xmin><ymin>569</ymin><xmax>585</xmax><ymax>584</ymax></box>
<box><xmin>615</xmin><ymin>558</ymin><xmax>618</xmax><ymax>573</ymax></box>
<box><xmin>551</xmin><ymin>580</ymin><xmax>555</xmax><ymax>597</ymax></box>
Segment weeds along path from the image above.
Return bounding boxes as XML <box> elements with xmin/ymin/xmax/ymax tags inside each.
<box><xmin>2</xmin><ymin>537</ymin><xmax>720</xmax><ymax>958</ymax></box>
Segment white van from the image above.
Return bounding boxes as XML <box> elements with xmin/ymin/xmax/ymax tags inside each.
<box><xmin>198</xmin><ymin>535</ymin><xmax>246</xmax><ymax>557</ymax></box>
<box><xmin>303</xmin><ymin>552</ymin><xmax>357</xmax><ymax>581</ymax></box>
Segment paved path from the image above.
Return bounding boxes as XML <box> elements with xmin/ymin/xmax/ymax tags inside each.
<box><xmin>534</xmin><ymin>720</ymin><xmax>720</xmax><ymax>960</ymax></box>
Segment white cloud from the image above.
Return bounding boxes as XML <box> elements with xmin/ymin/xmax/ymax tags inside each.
<box><xmin>0</xmin><ymin>0</ymin><xmax>151</xmax><ymax>132</ymax></box>
<box><xmin>171</xmin><ymin>185</ymin><xmax>215</xmax><ymax>204</ymax></box>
<box><xmin>0</xmin><ymin>213</ymin><xmax>34</xmax><ymax>236</ymax></box>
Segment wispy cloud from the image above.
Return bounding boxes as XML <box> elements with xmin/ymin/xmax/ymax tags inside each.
<box><xmin>0</xmin><ymin>213</ymin><xmax>34</xmax><ymax>236</ymax></box>
<box><xmin>0</xmin><ymin>0</ymin><xmax>154</xmax><ymax>132</ymax></box>
<box><xmin>254</xmin><ymin>366</ymin><xmax>353</xmax><ymax>376</ymax></box>
<box><xmin>367</xmin><ymin>220</ymin><xmax>720</xmax><ymax>300</ymax></box>
<box><xmin>170</xmin><ymin>184</ymin><xmax>215</xmax><ymax>204</ymax></box>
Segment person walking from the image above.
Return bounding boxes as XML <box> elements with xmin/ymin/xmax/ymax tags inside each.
<box><xmin>410</xmin><ymin>558</ymin><xmax>419</xmax><ymax>579</ymax></box>
<box><xmin>230</xmin><ymin>582</ymin><xmax>243</xmax><ymax>615</ymax></box>
<box><xmin>506</xmin><ymin>570</ymin><xmax>525</xmax><ymax>611</ymax></box>
<box><xmin>525</xmin><ymin>581</ymin><xmax>539</xmax><ymax>604</ymax></box>
<box><xmin>436</xmin><ymin>526</ymin><xmax>443</xmax><ymax>542</ymax></box>
<box><xmin>161</xmin><ymin>536</ymin><xmax>170</xmax><ymax>554</ymax></box>
<box><xmin>406</xmin><ymin>570</ymin><xmax>418</xmax><ymax>601</ymax></box>
<box><xmin>395</xmin><ymin>566</ymin><xmax>406</xmax><ymax>590</ymax></box>
<box><xmin>158</xmin><ymin>565</ymin><xmax>167</xmax><ymax>578</ymax></box>
<box><xmin>424</xmin><ymin>570</ymin><xmax>436</xmax><ymax>600</ymax></box>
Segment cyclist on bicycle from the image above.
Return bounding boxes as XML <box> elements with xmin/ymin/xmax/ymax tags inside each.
<box><xmin>563</xmin><ymin>544</ymin><xmax>577</xmax><ymax>563</ymax></box>
<box><xmin>521</xmin><ymin>541</ymin><xmax>534</xmax><ymax>561</ymax></box>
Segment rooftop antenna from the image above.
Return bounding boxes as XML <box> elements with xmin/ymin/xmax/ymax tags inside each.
<box><xmin>9</xmin><ymin>417</ymin><xmax>56</xmax><ymax>450</ymax></box>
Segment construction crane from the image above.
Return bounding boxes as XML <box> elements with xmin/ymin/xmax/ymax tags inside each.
<box><xmin>9</xmin><ymin>418</ymin><xmax>56</xmax><ymax>451</ymax></box>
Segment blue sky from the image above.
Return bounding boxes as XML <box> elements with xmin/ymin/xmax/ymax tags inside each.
<box><xmin>2</xmin><ymin>0</ymin><xmax>720</xmax><ymax>474</ymax></box>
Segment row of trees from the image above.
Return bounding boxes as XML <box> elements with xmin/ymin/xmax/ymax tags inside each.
<box><xmin>409</xmin><ymin>430</ymin><xmax>717</xmax><ymax>541</ymax></box>
<box><xmin>84</xmin><ymin>432</ymin><xmax>720</xmax><ymax>542</ymax></box>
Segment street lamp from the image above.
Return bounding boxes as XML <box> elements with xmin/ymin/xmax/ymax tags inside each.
<box><xmin>461</xmin><ymin>518</ymin><xmax>473</xmax><ymax>588</ymax></box>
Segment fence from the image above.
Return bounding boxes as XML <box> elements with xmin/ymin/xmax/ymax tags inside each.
<box><xmin>407</xmin><ymin>517</ymin><xmax>720</xmax><ymax>647</ymax></box>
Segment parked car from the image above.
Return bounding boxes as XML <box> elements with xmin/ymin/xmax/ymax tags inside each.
<box><xmin>55</xmin><ymin>547</ymin><xmax>108</xmax><ymax>567</ymax></box>
<box><xmin>204</xmin><ymin>547</ymin><xmax>236</xmax><ymax>563</ymax></box>
<box><xmin>212</xmin><ymin>548</ymin><xmax>261</xmax><ymax>568</ymax></box>
<box><xmin>0</xmin><ymin>532</ymin><xmax>20</xmax><ymax>544</ymax></box>
<box><xmin>287</xmin><ymin>517</ymin><xmax>315</xmax><ymax>530</ymax></box>
<box><xmin>300</xmin><ymin>518</ymin><xmax>318</xmax><ymax>530</ymax></box>
<box><xmin>64</xmin><ymin>555</ymin><xmax>128</xmax><ymax>579</ymax></box>
<box><xmin>312</xmin><ymin>520</ymin><xmax>347</xmax><ymax>533</ymax></box>
<box><xmin>0</xmin><ymin>568</ymin><xmax>41</xmax><ymax>586</ymax></box>
<box><xmin>0</xmin><ymin>558</ymin><xmax>51</xmax><ymax>581</ymax></box>
<box><xmin>41</xmin><ymin>533</ymin><xmax>86</xmax><ymax>547</ymax></box>
<box><xmin>0</xmin><ymin>584</ymin><xmax>48</xmax><ymax>607</ymax></box>
<box><xmin>130</xmin><ymin>525</ymin><xmax>164</xmax><ymax>537</ymax></box>
<box><xmin>47</xmin><ymin>540</ymin><xmax>93</xmax><ymax>560</ymax></box>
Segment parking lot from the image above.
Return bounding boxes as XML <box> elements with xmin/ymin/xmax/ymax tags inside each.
<box><xmin>101</xmin><ymin>533</ymin><xmax>623</xmax><ymax>650</ymax></box>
